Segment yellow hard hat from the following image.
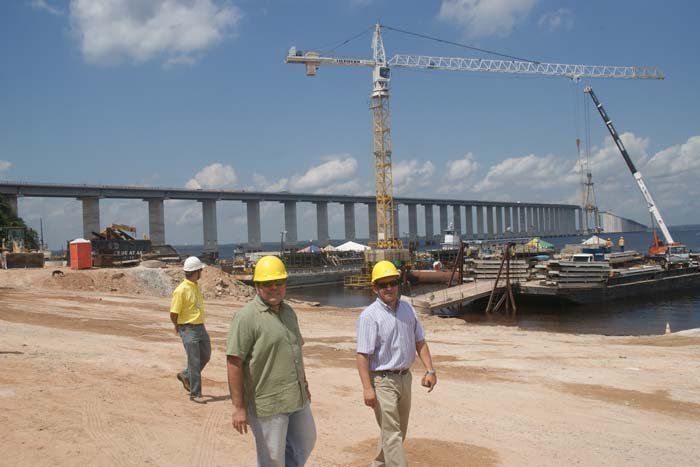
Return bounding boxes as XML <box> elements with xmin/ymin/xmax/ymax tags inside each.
<box><xmin>253</xmin><ymin>256</ymin><xmax>288</xmax><ymax>282</ymax></box>
<box><xmin>371</xmin><ymin>260</ymin><xmax>400</xmax><ymax>283</ymax></box>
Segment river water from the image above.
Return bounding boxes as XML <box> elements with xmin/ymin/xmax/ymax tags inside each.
<box><xmin>177</xmin><ymin>226</ymin><xmax>700</xmax><ymax>336</ymax></box>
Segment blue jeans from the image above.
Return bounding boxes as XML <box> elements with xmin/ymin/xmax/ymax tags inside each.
<box><xmin>178</xmin><ymin>324</ymin><xmax>211</xmax><ymax>397</ymax></box>
<box><xmin>247</xmin><ymin>404</ymin><xmax>316</xmax><ymax>467</ymax></box>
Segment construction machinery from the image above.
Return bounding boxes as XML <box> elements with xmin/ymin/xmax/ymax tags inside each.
<box><xmin>584</xmin><ymin>86</ymin><xmax>688</xmax><ymax>262</ymax></box>
<box><xmin>286</xmin><ymin>23</ymin><xmax>664</xmax><ymax>250</ymax></box>
<box><xmin>87</xmin><ymin>224</ymin><xmax>151</xmax><ymax>267</ymax></box>
<box><xmin>92</xmin><ymin>223</ymin><xmax>137</xmax><ymax>241</ymax></box>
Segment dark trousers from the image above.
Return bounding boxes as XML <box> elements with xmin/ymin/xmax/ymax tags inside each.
<box><xmin>178</xmin><ymin>324</ymin><xmax>211</xmax><ymax>397</ymax></box>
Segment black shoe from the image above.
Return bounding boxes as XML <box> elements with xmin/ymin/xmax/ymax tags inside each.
<box><xmin>177</xmin><ymin>372</ymin><xmax>190</xmax><ymax>392</ymax></box>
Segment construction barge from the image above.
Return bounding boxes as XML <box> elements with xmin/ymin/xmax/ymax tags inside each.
<box><xmin>517</xmin><ymin>255</ymin><xmax>700</xmax><ymax>305</ymax></box>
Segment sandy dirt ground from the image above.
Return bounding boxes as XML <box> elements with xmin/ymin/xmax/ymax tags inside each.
<box><xmin>1</xmin><ymin>266</ymin><xmax>699</xmax><ymax>466</ymax></box>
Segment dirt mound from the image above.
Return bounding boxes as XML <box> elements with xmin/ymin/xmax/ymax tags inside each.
<box><xmin>42</xmin><ymin>268</ymin><xmax>171</xmax><ymax>296</ymax></box>
<box><xmin>40</xmin><ymin>265</ymin><xmax>255</xmax><ymax>300</ymax></box>
<box><xmin>165</xmin><ymin>266</ymin><xmax>255</xmax><ymax>300</ymax></box>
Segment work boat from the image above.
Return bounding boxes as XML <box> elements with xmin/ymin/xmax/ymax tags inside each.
<box><xmin>440</xmin><ymin>223</ymin><xmax>461</xmax><ymax>250</ymax></box>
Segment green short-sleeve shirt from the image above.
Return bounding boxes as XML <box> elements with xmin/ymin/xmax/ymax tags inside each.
<box><xmin>226</xmin><ymin>295</ymin><xmax>308</xmax><ymax>417</ymax></box>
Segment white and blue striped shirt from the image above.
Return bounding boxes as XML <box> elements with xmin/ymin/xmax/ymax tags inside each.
<box><xmin>356</xmin><ymin>297</ymin><xmax>426</xmax><ymax>371</ymax></box>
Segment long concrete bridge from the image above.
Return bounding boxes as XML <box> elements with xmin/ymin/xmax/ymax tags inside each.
<box><xmin>0</xmin><ymin>182</ymin><xmax>583</xmax><ymax>251</ymax></box>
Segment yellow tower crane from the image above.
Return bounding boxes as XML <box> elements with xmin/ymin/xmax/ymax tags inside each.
<box><xmin>286</xmin><ymin>24</ymin><xmax>664</xmax><ymax>249</ymax></box>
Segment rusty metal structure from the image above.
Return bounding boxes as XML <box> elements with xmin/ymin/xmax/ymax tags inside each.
<box><xmin>485</xmin><ymin>243</ymin><xmax>518</xmax><ymax>315</ymax></box>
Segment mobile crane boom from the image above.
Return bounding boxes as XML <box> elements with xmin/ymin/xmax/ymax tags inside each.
<box><xmin>583</xmin><ymin>86</ymin><xmax>674</xmax><ymax>245</ymax></box>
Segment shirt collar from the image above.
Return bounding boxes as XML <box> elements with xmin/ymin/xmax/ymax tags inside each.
<box><xmin>375</xmin><ymin>297</ymin><xmax>399</xmax><ymax>314</ymax></box>
<box><xmin>252</xmin><ymin>294</ymin><xmax>287</xmax><ymax>314</ymax></box>
<box><xmin>184</xmin><ymin>279</ymin><xmax>199</xmax><ymax>288</ymax></box>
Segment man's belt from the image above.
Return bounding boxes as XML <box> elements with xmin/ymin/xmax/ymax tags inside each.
<box><xmin>372</xmin><ymin>369</ymin><xmax>410</xmax><ymax>376</ymax></box>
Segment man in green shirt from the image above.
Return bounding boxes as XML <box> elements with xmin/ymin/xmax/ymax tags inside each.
<box><xmin>226</xmin><ymin>255</ymin><xmax>316</xmax><ymax>467</ymax></box>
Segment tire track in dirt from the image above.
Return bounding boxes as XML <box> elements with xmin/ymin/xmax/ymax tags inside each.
<box><xmin>82</xmin><ymin>383</ymin><xmax>163</xmax><ymax>466</ymax></box>
<box><xmin>82</xmin><ymin>396</ymin><xmax>131</xmax><ymax>467</ymax></box>
<box><xmin>190</xmin><ymin>404</ymin><xmax>226</xmax><ymax>466</ymax></box>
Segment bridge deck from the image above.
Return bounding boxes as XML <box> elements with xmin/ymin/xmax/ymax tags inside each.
<box><xmin>408</xmin><ymin>280</ymin><xmax>502</xmax><ymax>314</ymax></box>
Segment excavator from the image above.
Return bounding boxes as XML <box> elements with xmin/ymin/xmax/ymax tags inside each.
<box><xmin>584</xmin><ymin>86</ymin><xmax>689</xmax><ymax>263</ymax></box>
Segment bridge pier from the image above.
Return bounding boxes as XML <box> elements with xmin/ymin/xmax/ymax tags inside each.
<box><xmin>578</xmin><ymin>208</ymin><xmax>584</xmax><ymax>233</ymax></box>
<box><xmin>439</xmin><ymin>205</ymin><xmax>448</xmax><ymax>234</ymax></box>
<box><xmin>146</xmin><ymin>198</ymin><xmax>165</xmax><ymax>245</ymax></box>
<box><xmin>407</xmin><ymin>203</ymin><xmax>418</xmax><ymax>243</ymax></box>
<box><xmin>504</xmin><ymin>206</ymin><xmax>512</xmax><ymax>236</ymax></box>
<box><xmin>554</xmin><ymin>208</ymin><xmax>561</xmax><ymax>235</ymax></box>
<box><xmin>453</xmin><ymin>205</ymin><xmax>461</xmax><ymax>238</ymax></box>
<box><xmin>476</xmin><ymin>206</ymin><xmax>484</xmax><ymax>238</ymax></box>
<box><xmin>315</xmin><ymin>201</ymin><xmax>329</xmax><ymax>246</ymax></box>
<box><xmin>246</xmin><ymin>201</ymin><xmax>261</xmax><ymax>249</ymax></box>
<box><xmin>423</xmin><ymin>204</ymin><xmax>434</xmax><ymax>244</ymax></box>
<box><xmin>496</xmin><ymin>206</ymin><xmax>504</xmax><ymax>238</ymax></box>
<box><xmin>284</xmin><ymin>201</ymin><xmax>298</xmax><ymax>245</ymax></box>
<box><xmin>367</xmin><ymin>203</ymin><xmax>377</xmax><ymax>243</ymax></box>
<box><xmin>464</xmin><ymin>205</ymin><xmax>473</xmax><ymax>239</ymax></box>
<box><xmin>80</xmin><ymin>197</ymin><xmax>100</xmax><ymax>239</ymax></box>
<box><xmin>486</xmin><ymin>205</ymin><xmax>495</xmax><ymax>238</ymax></box>
<box><xmin>201</xmin><ymin>199</ymin><xmax>218</xmax><ymax>253</ymax></box>
<box><xmin>343</xmin><ymin>202</ymin><xmax>355</xmax><ymax>241</ymax></box>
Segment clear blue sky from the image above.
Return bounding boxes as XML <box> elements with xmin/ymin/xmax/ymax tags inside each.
<box><xmin>2</xmin><ymin>1</ymin><xmax>700</xmax><ymax>248</ymax></box>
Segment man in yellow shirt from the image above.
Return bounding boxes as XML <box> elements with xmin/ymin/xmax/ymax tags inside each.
<box><xmin>170</xmin><ymin>256</ymin><xmax>210</xmax><ymax>403</ymax></box>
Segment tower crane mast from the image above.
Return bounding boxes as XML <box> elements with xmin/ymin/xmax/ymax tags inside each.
<box><xmin>285</xmin><ymin>24</ymin><xmax>664</xmax><ymax>248</ymax></box>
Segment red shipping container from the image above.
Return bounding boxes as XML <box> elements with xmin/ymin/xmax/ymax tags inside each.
<box><xmin>70</xmin><ymin>238</ymin><xmax>92</xmax><ymax>270</ymax></box>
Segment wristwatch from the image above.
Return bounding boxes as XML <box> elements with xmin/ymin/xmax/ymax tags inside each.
<box><xmin>425</xmin><ymin>369</ymin><xmax>436</xmax><ymax>376</ymax></box>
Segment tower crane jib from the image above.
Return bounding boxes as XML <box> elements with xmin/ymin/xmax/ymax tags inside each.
<box><xmin>285</xmin><ymin>24</ymin><xmax>664</xmax><ymax>249</ymax></box>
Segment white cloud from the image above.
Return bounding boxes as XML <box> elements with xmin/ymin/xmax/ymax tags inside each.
<box><xmin>446</xmin><ymin>153</ymin><xmax>479</xmax><ymax>180</ymax></box>
<box><xmin>644</xmin><ymin>135</ymin><xmax>700</xmax><ymax>180</ymax></box>
<box><xmin>0</xmin><ymin>160</ymin><xmax>11</xmax><ymax>174</ymax></box>
<box><xmin>251</xmin><ymin>173</ymin><xmax>289</xmax><ymax>192</ymax></box>
<box><xmin>393</xmin><ymin>159</ymin><xmax>436</xmax><ymax>195</ymax></box>
<box><xmin>474</xmin><ymin>153</ymin><xmax>569</xmax><ymax>192</ymax></box>
<box><xmin>538</xmin><ymin>8</ymin><xmax>573</xmax><ymax>32</ymax></box>
<box><xmin>69</xmin><ymin>0</ymin><xmax>241</xmax><ymax>66</ymax></box>
<box><xmin>185</xmin><ymin>163</ymin><xmax>238</xmax><ymax>189</ymax></box>
<box><xmin>30</xmin><ymin>0</ymin><xmax>62</xmax><ymax>15</ymax></box>
<box><xmin>438</xmin><ymin>0</ymin><xmax>536</xmax><ymax>38</ymax></box>
<box><xmin>587</xmin><ymin>132</ymin><xmax>650</xmax><ymax>182</ymax></box>
<box><xmin>246</xmin><ymin>156</ymin><xmax>366</xmax><ymax>195</ymax></box>
<box><xmin>289</xmin><ymin>156</ymin><xmax>359</xmax><ymax>193</ymax></box>
<box><xmin>437</xmin><ymin>153</ymin><xmax>480</xmax><ymax>193</ymax></box>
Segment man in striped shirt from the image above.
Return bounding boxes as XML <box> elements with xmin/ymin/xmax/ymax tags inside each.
<box><xmin>356</xmin><ymin>260</ymin><xmax>437</xmax><ymax>467</ymax></box>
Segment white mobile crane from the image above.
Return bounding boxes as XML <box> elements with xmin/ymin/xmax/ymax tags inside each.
<box><xmin>286</xmin><ymin>24</ymin><xmax>664</xmax><ymax>249</ymax></box>
<box><xmin>584</xmin><ymin>86</ymin><xmax>689</xmax><ymax>262</ymax></box>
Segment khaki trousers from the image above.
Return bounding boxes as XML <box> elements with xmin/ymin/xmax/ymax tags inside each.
<box><xmin>371</xmin><ymin>371</ymin><xmax>412</xmax><ymax>467</ymax></box>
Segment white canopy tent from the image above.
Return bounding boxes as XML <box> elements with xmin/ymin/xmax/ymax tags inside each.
<box><xmin>335</xmin><ymin>241</ymin><xmax>370</xmax><ymax>252</ymax></box>
<box><xmin>582</xmin><ymin>235</ymin><xmax>607</xmax><ymax>246</ymax></box>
